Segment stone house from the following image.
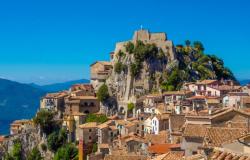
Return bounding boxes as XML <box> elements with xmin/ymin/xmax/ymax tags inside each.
<box><xmin>241</xmin><ymin>96</ymin><xmax>250</xmax><ymax>108</ymax></box>
<box><xmin>40</xmin><ymin>91</ymin><xmax>68</xmax><ymax>114</ymax></box>
<box><xmin>65</xmin><ymin>96</ymin><xmax>100</xmax><ymax>115</ymax></box>
<box><xmin>97</xmin><ymin>120</ymin><xmax>118</xmax><ymax>144</ymax></box>
<box><xmin>222</xmin><ymin>92</ymin><xmax>249</xmax><ymax>108</ymax></box>
<box><xmin>70</xmin><ymin>84</ymin><xmax>95</xmax><ymax>96</ymax></box>
<box><xmin>221</xmin><ymin>134</ymin><xmax>250</xmax><ymax>154</ymax></box>
<box><xmin>181</xmin><ymin>124</ymin><xmax>208</xmax><ymax>156</ymax></box>
<box><xmin>90</xmin><ymin>61</ymin><xmax>113</xmax><ymax>89</ymax></box>
<box><xmin>151</xmin><ymin>114</ymin><xmax>169</xmax><ymax>135</ymax></box>
<box><xmin>115</xmin><ymin>120</ymin><xmax>137</xmax><ymax>136</ymax></box>
<box><xmin>10</xmin><ymin>119</ymin><xmax>33</xmax><ymax>135</ymax></box>
<box><xmin>79</xmin><ymin>122</ymin><xmax>98</xmax><ymax>144</ymax></box>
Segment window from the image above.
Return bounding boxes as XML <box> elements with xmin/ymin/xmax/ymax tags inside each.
<box><xmin>89</xmin><ymin>129</ymin><xmax>92</xmax><ymax>132</ymax></box>
<box><xmin>89</xmin><ymin>136</ymin><xmax>92</xmax><ymax>140</ymax></box>
<box><xmin>90</xmin><ymin>102</ymin><xmax>94</xmax><ymax>106</ymax></box>
<box><xmin>84</xmin><ymin>102</ymin><xmax>88</xmax><ymax>106</ymax></box>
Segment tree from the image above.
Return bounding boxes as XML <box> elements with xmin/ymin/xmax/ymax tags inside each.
<box><xmin>114</xmin><ymin>62</ymin><xmax>124</xmax><ymax>74</ymax></box>
<box><xmin>125</xmin><ymin>41</ymin><xmax>135</xmax><ymax>54</ymax></box>
<box><xmin>47</xmin><ymin>128</ymin><xmax>67</xmax><ymax>152</ymax></box>
<box><xmin>127</xmin><ymin>103</ymin><xmax>135</xmax><ymax>112</ymax></box>
<box><xmin>27</xmin><ymin>147</ymin><xmax>43</xmax><ymax>160</ymax></box>
<box><xmin>33</xmin><ymin>109</ymin><xmax>56</xmax><ymax>135</ymax></box>
<box><xmin>12</xmin><ymin>139</ymin><xmax>22</xmax><ymax>160</ymax></box>
<box><xmin>86</xmin><ymin>114</ymin><xmax>108</xmax><ymax>123</ymax></box>
<box><xmin>97</xmin><ymin>84</ymin><xmax>109</xmax><ymax>102</ymax></box>
<box><xmin>193</xmin><ymin>41</ymin><xmax>205</xmax><ymax>52</ymax></box>
<box><xmin>53</xmin><ymin>144</ymin><xmax>78</xmax><ymax>160</ymax></box>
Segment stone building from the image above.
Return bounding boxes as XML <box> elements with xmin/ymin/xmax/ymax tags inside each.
<box><xmin>40</xmin><ymin>91</ymin><xmax>68</xmax><ymax>113</ymax></box>
<box><xmin>65</xmin><ymin>96</ymin><xmax>100</xmax><ymax>114</ymax></box>
<box><xmin>79</xmin><ymin>122</ymin><xmax>98</xmax><ymax>144</ymax></box>
<box><xmin>90</xmin><ymin>61</ymin><xmax>113</xmax><ymax>90</ymax></box>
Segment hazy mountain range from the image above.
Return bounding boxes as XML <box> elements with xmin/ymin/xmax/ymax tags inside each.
<box><xmin>0</xmin><ymin>78</ymin><xmax>89</xmax><ymax>135</ymax></box>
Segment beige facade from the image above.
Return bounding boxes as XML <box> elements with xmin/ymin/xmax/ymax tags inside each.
<box><xmin>65</xmin><ymin>96</ymin><xmax>100</xmax><ymax>114</ymax></box>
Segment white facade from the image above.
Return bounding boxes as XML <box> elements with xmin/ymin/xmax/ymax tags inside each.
<box><xmin>151</xmin><ymin>116</ymin><xmax>159</xmax><ymax>134</ymax></box>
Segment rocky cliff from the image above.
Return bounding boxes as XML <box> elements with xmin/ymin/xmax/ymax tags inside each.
<box><xmin>105</xmin><ymin>30</ymin><xmax>235</xmax><ymax>111</ymax></box>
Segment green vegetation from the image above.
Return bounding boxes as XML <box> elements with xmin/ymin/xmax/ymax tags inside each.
<box><xmin>127</xmin><ymin>103</ymin><xmax>135</xmax><ymax>112</ymax></box>
<box><xmin>4</xmin><ymin>139</ymin><xmax>22</xmax><ymax>160</ymax></box>
<box><xmin>160</xmin><ymin>40</ymin><xmax>236</xmax><ymax>91</ymax></box>
<box><xmin>27</xmin><ymin>147</ymin><xmax>43</xmax><ymax>160</ymax></box>
<box><xmin>33</xmin><ymin>109</ymin><xmax>57</xmax><ymax>135</ymax></box>
<box><xmin>125</xmin><ymin>41</ymin><xmax>134</xmax><ymax>54</ymax></box>
<box><xmin>47</xmin><ymin>128</ymin><xmax>67</xmax><ymax>152</ymax></box>
<box><xmin>86</xmin><ymin>114</ymin><xmax>108</xmax><ymax>123</ymax></box>
<box><xmin>92</xmin><ymin>143</ymin><xmax>98</xmax><ymax>153</ymax></box>
<box><xmin>41</xmin><ymin>143</ymin><xmax>47</xmax><ymax>152</ymax></box>
<box><xmin>96</xmin><ymin>84</ymin><xmax>109</xmax><ymax>102</ymax></box>
<box><xmin>114</xmin><ymin>62</ymin><xmax>127</xmax><ymax>74</ymax></box>
<box><xmin>53</xmin><ymin>143</ymin><xmax>78</xmax><ymax>160</ymax></box>
<box><xmin>117</xmin><ymin>50</ymin><xmax>125</xmax><ymax>58</ymax></box>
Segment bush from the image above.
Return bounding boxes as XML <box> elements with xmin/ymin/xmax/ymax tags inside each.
<box><xmin>47</xmin><ymin>129</ymin><xmax>67</xmax><ymax>152</ymax></box>
<box><xmin>41</xmin><ymin>143</ymin><xmax>47</xmax><ymax>152</ymax></box>
<box><xmin>33</xmin><ymin>109</ymin><xmax>56</xmax><ymax>135</ymax></box>
<box><xmin>27</xmin><ymin>147</ymin><xmax>43</xmax><ymax>160</ymax></box>
<box><xmin>86</xmin><ymin>114</ymin><xmax>108</xmax><ymax>123</ymax></box>
<box><xmin>5</xmin><ymin>139</ymin><xmax>22</xmax><ymax>160</ymax></box>
<box><xmin>53</xmin><ymin>143</ymin><xmax>78</xmax><ymax>160</ymax></box>
<box><xmin>117</xmin><ymin>50</ymin><xmax>125</xmax><ymax>58</ymax></box>
<box><xmin>114</xmin><ymin>62</ymin><xmax>125</xmax><ymax>74</ymax></box>
<box><xmin>127</xmin><ymin>103</ymin><xmax>135</xmax><ymax>112</ymax></box>
<box><xmin>125</xmin><ymin>42</ymin><xmax>135</xmax><ymax>54</ymax></box>
<box><xmin>97</xmin><ymin>84</ymin><xmax>109</xmax><ymax>102</ymax></box>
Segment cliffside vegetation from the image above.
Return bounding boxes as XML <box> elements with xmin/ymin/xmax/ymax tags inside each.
<box><xmin>161</xmin><ymin>40</ymin><xmax>236</xmax><ymax>91</ymax></box>
<box><xmin>97</xmin><ymin>84</ymin><xmax>109</xmax><ymax>102</ymax></box>
<box><xmin>115</xmin><ymin>40</ymin><xmax>235</xmax><ymax>92</ymax></box>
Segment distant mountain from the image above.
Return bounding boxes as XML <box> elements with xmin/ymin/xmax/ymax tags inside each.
<box><xmin>29</xmin><ymin>79</ymin><xmax>89</xmax><ymax>92</ymax></box>
<box><xmin>0</xmin><ymin>78</ymin><xmax>46</xmax><ymax>135</ymax></box>
<box><xmin>239</xmin><ymin>79</ymin><xmax>250</xmax><ymax>85</ymax></box>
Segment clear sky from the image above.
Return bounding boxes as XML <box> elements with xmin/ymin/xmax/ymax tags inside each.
<box><xmin>0</xmin><ymin>0</ymin><xmax>249</xmax><ymax>85</ymax></box>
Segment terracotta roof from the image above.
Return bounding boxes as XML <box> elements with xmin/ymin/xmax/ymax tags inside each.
<box><xmin>204</xmin><ymin>127</ymin><xmax>247</xmax><ymax>147</ymax></box>
<box><xmin>79</xmin><ymin>122</ymin><xmax>97</xmax><ymax>129</ymax></box>
<box><xmin>104</xmin><ymin>155</ymin><xmax>147</xmax><ymax>160</ymax></box>
<box><xmin>144</xmin><ymin>131</ymin><xmax>168</xmax><ymax>145</ymax></box>
<box><xmin>209</xmin><ymin>149</ymin><xmax>250</xmax><ymax>160</ymax></box>
<box><xmin>152</xmin><ymin>151</ymin><xmax>184</xmax><ymax>160</ymax></box>
<box><xmin>44</xmin><ymin>91</ymin><xmax>68</xmax><ymax>99</ymax></box>
<box><xmin>163</xmin><ymin>90</ymin><xmax>193</xmax><ymax>96</ymax></box>
<box><xmin>196</xmin><ymin>80</ymin><xmax>218</xmax><ymax>85</ymax></box>
<box><xmin>0</xmin><ymin>136</ymin><xmax>5</xmax><ymax>143</ymax></box>
<box><xmin>227</xmin><ymin>92</ymin><xmax>249</xmax><ymax>96</ymax></box>
<box><xmin>183</xmin><ymin>154</ymin><xmax>206</xmax><ymax>160</ymax></box>
<box><xmin>187</xmin><ymin>95</ymin><xmax>206</xmax><ymax>100</ymax></box>
<box><xmin>183</xmin><ymin>124</ymin><xmax>208</xmax><ymax>138</ymax></box>
<box><xmin>70</xmin><ymin>96</ymin><xmax>98</xmax><ymax>100</ymax></box>
<box><xmin>216</xmin><ymin>85</ymin><xmax>241</xmax><ymax>91</ymax></box>
<box><xmin>170</xmin><ymin>114</ymin><xmax>185</xmax><ymax>132</ymax></box>
<box><xmin>148</xmin><ymin>144</ymin><xmax>181</xmax><ymax>154</ymax></box>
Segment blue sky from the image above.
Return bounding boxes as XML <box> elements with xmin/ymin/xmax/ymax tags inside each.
<box><xmin>0</xmin><ymin>0</ymin><xmax>249</xmax><ymax>85</ymax></box>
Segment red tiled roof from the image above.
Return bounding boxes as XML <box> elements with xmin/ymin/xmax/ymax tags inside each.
<box><xmin>148</xmin><ymin>144</ymin><xmax>181</xmax><ymax>154</ymax></box>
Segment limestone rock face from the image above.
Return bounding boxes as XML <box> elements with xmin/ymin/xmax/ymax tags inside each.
<box><xmin>106</xmin><ymin>30</ymin><xmax>177</xmax><ymax>111</ymax></box>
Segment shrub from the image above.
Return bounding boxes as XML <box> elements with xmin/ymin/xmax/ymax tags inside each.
<box><xmin>97</xmin><ymin>84</ymin><xmax>109</xmax><ymax>102</ymax></box>
<box><xmin>47</xmin><ymin>128</ymin><xmax>67</xmax><ymax>152</ymax></box>
<box><xmin>118</xmin><ymin>50</ymin><xmax>125</xmax><ymax>58</ymax></box>
<box><xmin>27</xmin><ymin>147</ymin><xmax>43</xmax><ymax>160</ymax></box>
<box><xmin>86</xmin><ymin>114</ymin><xmax>108</xmax><ymax>123</ymax></box>
<box><xmin>53</xmin><ymin>143</ymin><xmax>78</xmax><ymax>160</ymax></box>
<box><xmin>125</xmin><ymin>42</ymin><xmax>134</xmax><ymax>54</ymax></box>
<box><xmin>127</xmin><ymin>103</ymin><xmax>135</xmax><ymax>112</ymax></box>
<box><xmin>33</xmin><ymin>109</ymin><xmax>56</xmax><ymax>135</ymax></box>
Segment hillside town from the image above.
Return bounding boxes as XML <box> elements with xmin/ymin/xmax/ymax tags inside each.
<box><xmin>1</xmin><ymin>30</ymin><xmax>250</xmax><ymax>160</ymax></box>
